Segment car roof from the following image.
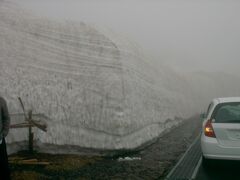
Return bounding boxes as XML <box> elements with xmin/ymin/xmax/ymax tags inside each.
<box><xmin>213</xmin><ymin>97</ymin><xmax>240</xmax><ymax>104</ymax></box>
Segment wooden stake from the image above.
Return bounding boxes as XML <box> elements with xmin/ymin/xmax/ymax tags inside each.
<box><xmin>28</xmin><ymin>110</ymin><xmax>34</xmax><ymax>153</ymax></box>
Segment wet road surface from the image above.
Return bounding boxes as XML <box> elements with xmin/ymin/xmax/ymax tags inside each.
<box><xmin>196</xmin><ymin>159</ymin><xmax>240</xmax><ymax>180</ymax></box>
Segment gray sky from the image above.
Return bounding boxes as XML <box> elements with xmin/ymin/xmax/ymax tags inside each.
<box><xmin>17</xmin><ymin>0</ymin><xmax>240</xmax><ymax>75</ymax></box>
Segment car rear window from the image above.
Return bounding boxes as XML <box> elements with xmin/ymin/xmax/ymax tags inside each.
<box><xmin>211</xmin><ymin>102</ymin><xmax>240</xmax><ymax>123</ymax></box>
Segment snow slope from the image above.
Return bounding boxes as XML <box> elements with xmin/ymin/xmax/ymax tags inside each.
<box><xmin>1</xmin><ymin>1</ymin><xmax>240</xmax><ymax>153</ymax></box>
<box><xmin>0</xmin><ymin>1</ymin><xmax>185</xmax><ymax>152</ymax></box>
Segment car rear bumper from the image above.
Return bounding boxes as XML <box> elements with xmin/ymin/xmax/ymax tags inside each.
<box><xmin>201</xmin><ymin>133</ymin><xmax>240</xmax><ymax>160</ymax></box>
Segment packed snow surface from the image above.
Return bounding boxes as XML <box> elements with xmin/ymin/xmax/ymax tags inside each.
<box><xmin>1</xmin><ymin>1</ymin><xmax>240</xmax><ymax>153</ymax></box>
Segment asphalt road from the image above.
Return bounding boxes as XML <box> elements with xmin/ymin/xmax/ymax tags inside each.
<box><xmin>167</xmin><ymin>135</ymin><xmax>240</xmax><ymax>180</ymax></box>
<box><xmin>195</xmin><ymin>158</ymin><xmax>240</xmax><ymax>180</ymax></box>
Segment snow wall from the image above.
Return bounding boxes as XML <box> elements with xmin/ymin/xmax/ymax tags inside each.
<box><xmin>1</xmin><ymin>1</ymin><xmax>240</xmax><ymax>153</ymax></box>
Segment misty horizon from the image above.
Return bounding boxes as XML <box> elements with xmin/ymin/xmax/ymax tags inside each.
<box><xmin>16</xmin><ymin>0</ymin><xmax>240</xmax><ymax>75</ymax></box>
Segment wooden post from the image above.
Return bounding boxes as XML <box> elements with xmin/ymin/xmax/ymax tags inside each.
<box><xmin>10</xmin><ymin>97</ymin><xmax>48</xmax><ymax>154</ymax></box>
<box><xmin>28</xmin><ymin>111</ymin><xmax>34</xmax><ymax>153</ymax></box>
<box><xmin>29</xmin><ymin>126</ymin><xmax>34</xmax><ymax>153</ymax></box>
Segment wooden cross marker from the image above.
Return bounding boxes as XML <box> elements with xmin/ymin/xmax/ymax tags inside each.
<box><xmin>10</xmin><ymin>97</ymin><xmax>47</xmax><ymax>153</ymax></box>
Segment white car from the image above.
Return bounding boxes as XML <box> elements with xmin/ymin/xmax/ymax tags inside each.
<box><xmin>201</xmin><ymin>97</ymin><xmax>240</xmax><ymax>165</ymax></box>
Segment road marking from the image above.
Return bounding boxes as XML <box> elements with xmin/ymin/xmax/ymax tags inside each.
<box><xmin>191</xmin><ymin>157</ymin><xmax>202</xmax><ymax>179</ymax></box>
<box><xmin>165</xmin><ymin>133</ymin><xmax>201</xmax><ymax>180</ymax></box>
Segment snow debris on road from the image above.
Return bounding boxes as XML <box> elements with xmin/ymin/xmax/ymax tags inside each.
<box><xmin>118</xmin><ymin>157</ymin><xmax>141</xmax><ymax>162</ymax></box>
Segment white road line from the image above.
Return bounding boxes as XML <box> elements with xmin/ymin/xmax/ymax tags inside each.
<box><xmin>165</xmin><ymin>133</ymin><xmax>201</xmax><ymax>179</ymax></box>
<box><xmin>191</xmin><ymin>157</ymin><xmax>202</xmax><ymax>179</ymax></box>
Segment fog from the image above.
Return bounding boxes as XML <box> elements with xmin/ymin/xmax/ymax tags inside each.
<box><xmin>2</xmin><ymin>0</ymin><xmax>240</xmax><ymax>151</ymax></box>
<box><xmin>17</xmin><ymin>0</ymin><xmax>240</xmax><ymax>75</ymax></box>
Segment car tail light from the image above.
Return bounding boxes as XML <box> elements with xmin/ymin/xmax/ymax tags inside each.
<box><xmin>204</xmin><ymin>119</ymin><xmax>216</xmax><ymax>138</ymax></box>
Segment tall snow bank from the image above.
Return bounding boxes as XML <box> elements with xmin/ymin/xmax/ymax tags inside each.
<box><xmin>1</xmin><ymin>1</ymin><xmax>240</xmax><ymax>153</ymax></box>
<box><xmin>0</xmin><ymin>2</ymin><xmax>186</xmax><ymax>152</ymax></box>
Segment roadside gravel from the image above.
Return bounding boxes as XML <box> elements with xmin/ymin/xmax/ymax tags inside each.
<box><xmin>10</xmin><ymin>115</ymin><xmax>202</xmax><ymax>180</ymax></box>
